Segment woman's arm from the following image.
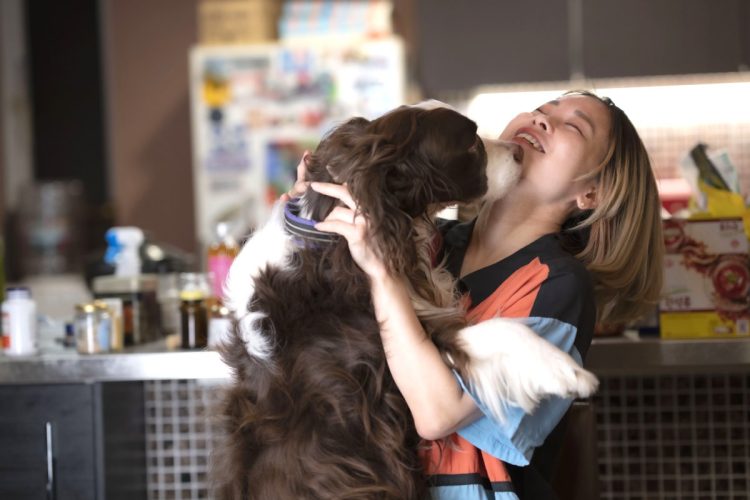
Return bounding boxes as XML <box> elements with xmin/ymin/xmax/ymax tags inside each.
<box><xmin>311</xmin><ymin>181</ymin><xmax>482</xmax><ymax>440</ymax></box>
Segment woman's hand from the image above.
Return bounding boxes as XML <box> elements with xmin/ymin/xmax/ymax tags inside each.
<box><xmin>279</xmin><ymin>151</ymin><xmax>311</xmax><ymax>202</ymax></box>
<box><xmin>310</xmin><ymin>182</ymin><xmax>389</xmax><ymax>280</ymax></box>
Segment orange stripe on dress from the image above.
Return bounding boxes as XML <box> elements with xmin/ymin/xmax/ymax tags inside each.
<box><xmin>421</xmin><ymin>435</ymin><xmax>512</xmax><ymax>482</ymax></box>
<box><xmin>466</xmin><ymin>257</ymin><xmax>549</xmax><ymax>323</ymax></box>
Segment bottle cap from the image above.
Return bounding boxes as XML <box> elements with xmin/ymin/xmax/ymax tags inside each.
<box><xmin>93</xmin><ymin>300</ymin><xmax>111</xmax><ymax>312</ymax></box>
<box><xmin>180</xmin><ymin>290</ymin><xmax>205</xmax><ymax>301</ymax></box>
<box><xmin>216</xmin><ymin>222</ymin><xmax>229</xmax><ymax>239</ymax></box>
<box><xmin>6</xmin><ymin>286</ymin><xmax>31</xmax><ymax>300</ymax></box>
<box><xmin>76</xmin><ymin>302</ymin><xmax>98</xmax><ymax>314</ymax></box>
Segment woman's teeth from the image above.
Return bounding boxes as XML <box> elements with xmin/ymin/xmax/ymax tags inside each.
<box><xmin>516</xmin><ymin>132</ymin><xmax>544</xmax><ymax>153</ymax></box>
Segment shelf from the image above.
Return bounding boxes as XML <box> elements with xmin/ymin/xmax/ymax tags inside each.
<box><xmin>0</xmin><ymin>345</ymin><xmax>230</xmax><ymax>385</ymax></box>
<box><xmin>584</xmin><ymin>335</ymin><xmax>750</xmax><ymax>375</ymax></box>
<box><xmin>2</xmin><ymin>335</ymin><xmax>750</xmax><ymax>385</ymax></box>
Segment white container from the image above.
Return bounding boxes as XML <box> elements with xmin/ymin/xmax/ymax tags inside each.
<box><xmin>2</xmin><ymin>287</ymin><xmax>38</xmax><ymax>356</ymax></box>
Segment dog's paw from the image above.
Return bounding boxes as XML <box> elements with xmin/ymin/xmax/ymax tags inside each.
<box><xmin>529</xmin><ymin>345</ymin><xmax>599</xmax><ymax>400</ymax></box>
<box><xmin>457</xmin><ymin>318</ymin><xmax>598</xmax><ymax>423</ymax></box>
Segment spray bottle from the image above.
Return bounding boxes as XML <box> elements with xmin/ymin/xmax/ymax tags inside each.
<box><xmin>105</xmin><ymin>227</ymin><xmax>144</xmax><ymax>276</ymax></box>
<box><xmin>94</xmin><ymin>227</ymin><xmax>159</xmax><ymax>345</ymax></box>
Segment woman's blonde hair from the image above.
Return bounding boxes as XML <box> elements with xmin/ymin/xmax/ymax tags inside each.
<box><xmin>563</xmin><ymin>90</ymin><xmax>664</xmax><ymax>325</ymax></box>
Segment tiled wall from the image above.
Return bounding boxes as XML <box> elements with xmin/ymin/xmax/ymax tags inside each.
<box><xmin>640</xmin><ymin>122</ymin><xmax>750</xmax><ymax>196</ymax></box>
<box><xmin>143</xmin><ymin>374</ymin><xmax>750</xmax><ymax>500</ymax></box>
<box><xmin>144</xmin><ymin>380</ymin><xmax>223</xmax><ymax>500</ymax></box>
<box><xmin>594</xmin><ymin>374</ymin><xmax>750</xmax><ymax>500</ymax></box>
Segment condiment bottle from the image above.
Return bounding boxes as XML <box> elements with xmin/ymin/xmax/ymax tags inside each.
<box><xmin>179</xmin><ymin>273</ymin><xmax>209</xmax><ymax>349</ymax></box>
<box><xmin>207</xmin><ymin>222</ymin><xmax>239</xmax><ymax>304</ymax></box>
<box><xmin>208</xmin><ymin>302</ymin><xmax>233</xmax><ymax>348</ymax></box>
<box><xmin>2</xmin><ymin>286</ymin><xmax>37</xmax><ymax>356</ymax></box>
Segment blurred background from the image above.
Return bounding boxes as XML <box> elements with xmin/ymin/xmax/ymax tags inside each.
<box><xmin>1</xmin><ymin>1</ymin><xmax>750</xmax><ymax>499</ymax></box>
<box><xmin>2</xmin><ymin>0</ymin><xmax>748</xmax><ymax>274</ymax></box>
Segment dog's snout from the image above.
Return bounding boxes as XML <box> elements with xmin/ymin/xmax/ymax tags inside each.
<box><xmin>481</xmin><ymin>138</ymin><xmax>524</xmax><ymax>164</ymax></box>
<box><xmin>510</xmin><ymin>142</ymin><xmax>524</xmax><ymax>163</ymax></box>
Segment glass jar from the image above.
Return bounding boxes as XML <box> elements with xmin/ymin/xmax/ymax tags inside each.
<box><xmin>75</xmin><ymin>302</ymin><xmax>101</xmax><ymax>354</ymax></box>
<box><xmin>208</xmin><ymin>303</ymin><xmax>233</xmax><ymax>348</ymax></box>
<box><xmin>179</xmin><ymin>273</ymin><xmax>209</xmax><ymax>349</ymax></box>
<box><xmin>93</xmin><ymin>300</ymin><xmax>113</xmax><ymax>352</ymax></box>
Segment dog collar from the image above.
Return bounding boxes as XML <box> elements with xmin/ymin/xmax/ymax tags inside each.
<box><xmin>283</xmin><ymin>198</ymin><xmax>339</xmax><ymax>245</ymax></box>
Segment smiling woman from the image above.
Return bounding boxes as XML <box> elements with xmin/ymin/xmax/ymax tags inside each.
<box><xmin>304</xmin><ymin>89</ymin><xmax>664</xmax><ymax>500</ymax></box>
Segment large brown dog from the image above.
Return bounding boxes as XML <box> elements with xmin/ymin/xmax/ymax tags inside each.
<box><xmin>214</xmin><ymin>103</ymin><xmax>597</xmax><ymax>499</ymax></box>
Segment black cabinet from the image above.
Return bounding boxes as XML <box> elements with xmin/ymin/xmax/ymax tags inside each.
<box><xmin>0</xmin><ymin>383</ymin><xmax>146</xmax><ymax>500</ymax></box>
<box><xmin>415</xmin><ymin>0</ymin><xmax>570</xmax><ymax>94</ymax></box>
<box><xmin>582</xmin><ymin>0</ymin><xmax>745</xmax><ymax>78</ymax></box>
<box><xmin>0</xmin><ymin>384</ymin><xmax>96</xmax><ymax>499</ymax></box>
<box><xmin>414</xmin><ymin>0</ymin><xmax>748</xmax><ymax>95</ymax></box>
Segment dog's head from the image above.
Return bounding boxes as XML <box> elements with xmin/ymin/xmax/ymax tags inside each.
<box><xmin>302</xmin><ymin>105</ymin><xmax>489</xmax><ymax>271</ymax></box>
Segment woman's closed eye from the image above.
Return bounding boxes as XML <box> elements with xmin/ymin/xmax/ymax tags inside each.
<box><xmin>566</xmin><ymin>122</ymin><xmax>584</xmax><ymax>136</ymax></box>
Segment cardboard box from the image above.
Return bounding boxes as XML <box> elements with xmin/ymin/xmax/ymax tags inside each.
<box><xmin>660</xmin><ymin>217</ymin><xmax>750</xmax><ymax>339</ymax></box>
<box><xmin>199</xmin><ymin>0</ymin><xmax>281</xmax><ymax>45</ymax></box>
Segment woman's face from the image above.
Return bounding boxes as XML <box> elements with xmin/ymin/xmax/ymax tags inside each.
<box><xmin>498</xmin><ymin>94</ymin><xmax>612</xmax><ymax>206</ymax></box>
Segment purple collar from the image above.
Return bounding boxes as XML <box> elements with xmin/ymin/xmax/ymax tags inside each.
<box><xmin>283</xmin><ymin>198</ymin><xmax>339</xmax><ymax>245</ymax></box>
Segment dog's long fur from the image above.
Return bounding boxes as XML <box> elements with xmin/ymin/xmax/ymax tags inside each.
<box><xmin>214</xmin><ymin>105</ymin><xmax>598</xmax><ymax>499</ymax></box>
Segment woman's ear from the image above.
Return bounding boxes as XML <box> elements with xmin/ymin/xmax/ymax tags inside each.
<box><xmin>576</xmin><ymin>186</ymin><xmax>598</xmax><ymax>210</ymax></box>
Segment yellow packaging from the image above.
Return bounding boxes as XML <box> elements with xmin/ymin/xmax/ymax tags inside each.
<box><xmin>660</xmin><ymin>217</ymin><xmax>750</xmax><ymax>339</ymax></box>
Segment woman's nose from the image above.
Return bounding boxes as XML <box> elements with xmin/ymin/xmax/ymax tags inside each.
<box><xmin>533</xmin><ymin>114</ymin><xmax>550</xmax><ymax>132</ymax></box>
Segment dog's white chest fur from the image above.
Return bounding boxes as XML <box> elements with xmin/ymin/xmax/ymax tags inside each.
<box><xmin>223</xmin><ymin>201</ymin><xmax>292</xmax><ymax>359</ymax></box>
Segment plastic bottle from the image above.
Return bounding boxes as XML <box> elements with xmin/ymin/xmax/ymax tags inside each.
<box><xmin>2</xmin><ymin>287</ymin><xmax>38</xmax><ymax>356</ymax></box>
<box><xmin>207</xmin><ymin>222</ymin><xmax>239</xmax><ymax>303</ymax></box>
<box><xmin>105</xmin><ymin>227</ymin><xmax>144</xmax><ymax>277</ymax></box>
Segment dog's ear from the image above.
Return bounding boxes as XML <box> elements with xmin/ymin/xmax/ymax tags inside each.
<box><xmin>304</xmin><ymin>117</ymin><xmax>370</xmax><ymax>223</ymax></box>
<box><xmin>346</xmin><ymin>146</ymin><xmax>417</xmax><ymax>275</ymax></box>
<box><xmin>305</xmin><ymin>114</ymin><xmax>415</xmax><ymax>274</ymax></box>
<box><xmin>337</xmin><ymin>107</ymin><xmax>481</xmax><ymax>274</ymax></box>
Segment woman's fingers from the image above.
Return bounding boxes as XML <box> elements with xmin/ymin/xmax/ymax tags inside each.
<box><xmin>280</xmin><ymin>151</ymin><xmax>311</xmax><ymax>201</ymax></box>
<box><xmin>296</xmin><ymin>151</ymin><xmax>309</xmax><ymax>182</ymax></box>
<box><xmin>290</xmin><ymin>151</ymin><xmax>311</xmax><ymax>195</ymax></box>
<box><xmin>310</xmin><ymin>181</ymin><xmax>388</xmax><ymax>278</ymax></box>
<box><xmin>310</xmin><ymin>182</ymin><xmax>357</xmax><ymax>211</ymax></box>
<box><xmin>324</xmin><ymin>206</ymin><xmax>361</xmax><ymax>224</ymax></box>
<box><xmin>314</xmin><ymin>219</ymin><xmax>360</xmax><ymax>241</ymax></box>
<box><xmin>315</xmin><ymin>206</ymin><xmax>365</xmax><ymax>239</ymax></box>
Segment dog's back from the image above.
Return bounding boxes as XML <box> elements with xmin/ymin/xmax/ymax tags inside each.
<box><xmin>218</xmin><ymin>248</ymin><xmax>424</xmax><ymax>499</ymax></box>
<box><xmin>214</xmin><ymin>105</ymin><xmax>490</xmax><ymax>499</ymax></box>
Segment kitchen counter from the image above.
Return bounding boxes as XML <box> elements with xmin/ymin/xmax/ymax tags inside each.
<box><xmin>0</xmin><ymin>341</ymin><xmax>230</xmax><ymax>385</ymax></box>
<box><xmin>1</xmin><ymin>335</ymin><xmax>750</xmax><ymax>385</ymax></box>
<box><xmin>584</xmin><ymin>334</ymin><xmax>750</xmax><ymax>375</ymax></box>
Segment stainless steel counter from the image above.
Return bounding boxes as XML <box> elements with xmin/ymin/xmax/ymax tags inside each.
<box><xmin>1</xmin><ymin>335</ymin><xmax>750</xmax><ymax>385</ymax></box>
<box><xmin>584</xmin><ymin>334</ymin><xmax>750</xmax><ymax>375</ymax></box>
<box><xmin>0</xmin><ymin>343</ymin><xmax>230</xmax><ymax>385</ymax></box>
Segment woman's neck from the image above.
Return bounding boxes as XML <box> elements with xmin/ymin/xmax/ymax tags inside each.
<box><xmin>460</xmin><ymin>193</ymin><xmax>566</xmax><ymax>277</ymax></box>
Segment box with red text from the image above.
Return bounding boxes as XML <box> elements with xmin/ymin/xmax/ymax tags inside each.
<box><xmin>660</xmin><ymin>218</ymin><xmax>750</xmax><ymax>339</ymax></box>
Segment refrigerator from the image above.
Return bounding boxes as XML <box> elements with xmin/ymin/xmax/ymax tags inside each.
<box><xmin>189</xmin><ymin>37</ymin><xmax>405</xmax><ymax>250</ymax></box>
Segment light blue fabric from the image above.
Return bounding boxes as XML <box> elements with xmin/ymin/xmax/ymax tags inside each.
<box><xmin>429</xmin><ymin>485</ymin><xmax>520</xmax><ymax>500</ymax></box>
<box><xmin>454</xmin><ymin>316</ymin><xmax>581</xmax><ymax>466</ymax></box>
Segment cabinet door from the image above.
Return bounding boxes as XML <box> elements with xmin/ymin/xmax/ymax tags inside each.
<box><xmin>0</xmin><ymin>384</ymin><xmax>97</xmax><ymax>500</ymax></box>
<box><xmin>582</xmin><ymin>0</ymin><xmax>744</xmax><ymax>78</ymax></box>
<box><xmin>415</xmin><ymin>0</ymin><xmax>570</xmax><ymax>94</ymax></box>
